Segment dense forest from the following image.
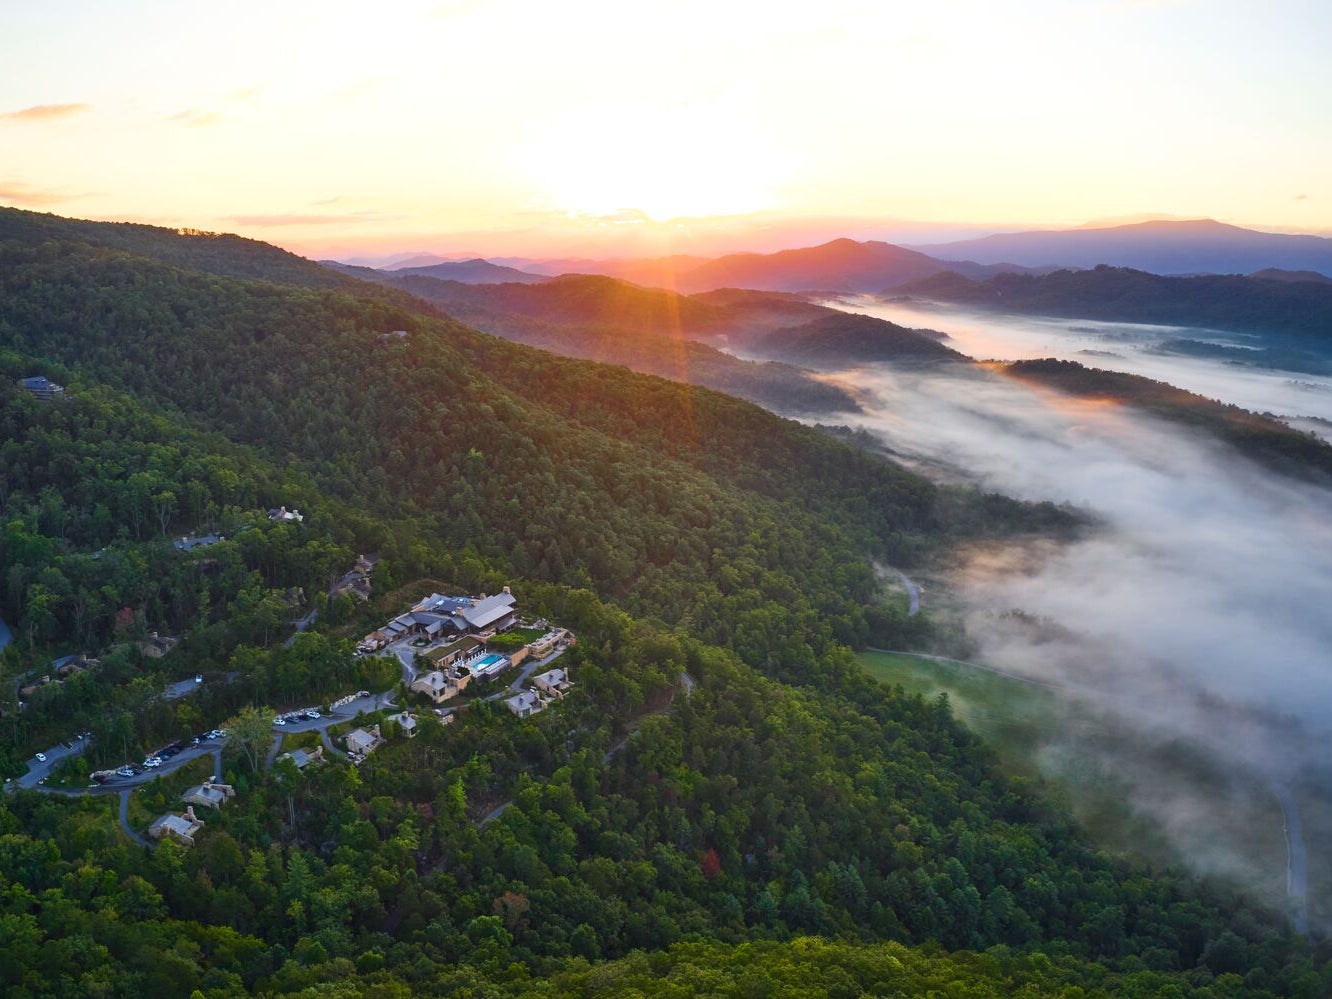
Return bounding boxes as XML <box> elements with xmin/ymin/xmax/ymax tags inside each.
<box><xmin>0</xmin><ymin>208</ymin><xmax>1325</xmax><ymax>996</ymax></box>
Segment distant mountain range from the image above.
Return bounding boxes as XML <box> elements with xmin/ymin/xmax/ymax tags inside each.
<box><xmin>1250</xmin><ymin>267</ymin><xmax>1332</xmax><ymax>286</ymax></box>
<box><xmin>389</xmin><ymin>258</ymin><xmax>549</xmax><ymax>284</ymax></box>
<box><xmin>901</xmin><ymin>265</ymin><xmax>1332</xmax><ymax>346</ymax></box>
<box><xmin>336</xmin><ymin>219</ymin><xmax>1332</xmax><ymax>299</ymax></box>
<box><xmin>336</xmin><ymin>238</ymin><xmax>1054</xmax><ymax>294</ymax></box>
<box><xmin>531</xmin><ymin>239</ymin><xmax>1052</xmax><ymax>294</ymax></box>
<box><xmin>323</xmin><ymin>257</ymin><xmax>547</xmax><ymax>284</ymax></box>
<box><xmin>912</xmin><ymin>219</ymin><xmax>1332</xmax><ymax>278</ymax></box>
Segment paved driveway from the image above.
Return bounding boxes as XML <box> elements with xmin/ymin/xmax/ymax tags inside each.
<box><xmin>163</xmin><ymin>676</ymin><xmax>204</xmax><ymax>700</ymax></box>
<box><xmin>272</xmin><ymin>690</ymin><xmax>391</xmax><ymax>735</ymax></box>
<box><xmin>10</xmin><ymin>733</ymin><xmax>226</xmax><ymax>793</ymax></box>
<box><xmin>10</xmin><ymin>733</ymin><xmax>94</xmax><ymax>790</ymax></box>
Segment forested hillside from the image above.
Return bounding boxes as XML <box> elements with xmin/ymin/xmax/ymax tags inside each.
<box><xmin>751</xmin><ymin>311</ymin><xmax>964</xmax><ymax>366</ymax></box>
<box><xmin>338</xmin><ymin>269</ymin><xmax>954</xmax><ymax>412</ymax></box>
<box><xmin>1002</xmin><ymin>358</ymin><xmax>1332</xmax><ymax>481</ymax></box>
<box><xmin>370</xmin><ymin>273</ymin><xmax>860</xmax><ymax>414</ymax></box>
<box><xmin>0</xmin><ymin>209</ymin><xmax>1323</xmax><ymax>996</ymax></box>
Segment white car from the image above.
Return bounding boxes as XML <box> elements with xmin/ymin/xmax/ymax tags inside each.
<box><xmin>307</xmin><ymin>711</ymin><xmax>321</xmax><ymax>719</ymax></box>
<box><xmin>274</xmin><ymin>717</ymin><xmax>287</xmax><ymax>726</ymax></box>
<box><xmin>143</xmin><ymin>758</ymin><xmax>161</xmax><ymax>768</ymax></box>
<box><xmin>35</xmin><ymin>752</ymin><xmax>46</xmax><ymax>763</ymax></box>
<box><xmin>194</xmin><ymin>674</ymin><xmax>203</xmax><ymax>683</ymax></box>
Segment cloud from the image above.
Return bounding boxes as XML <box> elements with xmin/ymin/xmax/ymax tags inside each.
<box><xmin>582</xmin><ymin>208</ymin><xmax>653</xmax><ymax>225</ymax></box>
<box><xmin>0</xmin><ymin>103</ymin><xmax>90</xmax><ymax>122</ymax></box>
<box><xmin>1102</xmin><ymin>0</ymin><xmax>1192</xmax><ymax>10</ymax></box>
<box><xmin>820</xmin><ymin>300</ymin><xmax>1332</xmax><ymax>926</ymax></box>
<box><xmin>430</xmin><ymin>0</ymin><xmax>486</xmax><ymax>19</ymax></box>
<box><xmin>169</xmin><ymin>109</ymin><xmax>222</xmax><ymax>128</ymax></box>
<box><xmin>0</xmin><ymin>181</ymin><xmax>89</xmax><ymax>206</ymax></box>
<box><xmin>224</xmin><ymin>211</ymin><xmax>399</xmax><ymax>227</ymax></box>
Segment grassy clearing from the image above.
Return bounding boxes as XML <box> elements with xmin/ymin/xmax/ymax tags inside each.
<box><xmin>280</xmin><ymin>730</ymin><xmax>322</xmax><ymax>753</ymax></box>
<box><xmin>858</xmin><ymin>650</ymin><xmax>1290</xmax><ymax>912</ymax></box>
<box><xmin>858</xmin><ymin>651</ymin><xmax>1058</xmax><ymax>773</ymax></box>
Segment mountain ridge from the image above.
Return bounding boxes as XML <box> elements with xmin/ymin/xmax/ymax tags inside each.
<box><xmin>911</xmin><ymin>218</ymin><xmax>1332</xmax><ymax>277</ymax></box>
<box><xmin>899</xmin><ymin>265</ymin><xmax>1332</xmax><ymax>347</ymax></box>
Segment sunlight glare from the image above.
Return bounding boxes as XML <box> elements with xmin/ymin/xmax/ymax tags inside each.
<box><xmin>525</xmin><ymin>106</ymin><xmax>785</xmax><ymax>222</ymax></box>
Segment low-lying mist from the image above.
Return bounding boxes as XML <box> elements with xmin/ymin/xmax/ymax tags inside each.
<box><xmin>836</xmin><ymin>296</ymin><xmax>1332</xmax><ymax>442</ymax></box>
<box><xmin>827</xmin><ymin>357</ymin><xmax>1332</xmax><ymax>931</ymax></box>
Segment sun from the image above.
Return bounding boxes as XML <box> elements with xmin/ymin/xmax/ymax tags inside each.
<box><xmin>525</xmin><ymin>107</ymin><xmax>785</xmax><ymax>222</ymax></box>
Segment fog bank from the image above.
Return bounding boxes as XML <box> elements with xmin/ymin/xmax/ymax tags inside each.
<box><xmin>835</xmin><ymin>296</ymin><xmax>1332</xmax><ymax>441</ymax></box>
<box><xmin>825</xmin><ymin>355</ymin><xmax>1332</xmax><ymax>927</ymax></box>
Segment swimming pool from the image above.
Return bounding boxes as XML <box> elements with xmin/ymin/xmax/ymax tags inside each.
<box><xmin>466</xmin><ymin>653</ymin><xmax>508</xmax><ymax>677</ymax></box>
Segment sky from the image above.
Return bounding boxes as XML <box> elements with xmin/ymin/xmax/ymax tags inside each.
<box><xmin>2</xmin><ymin>0</ymin><xmax>1330</xmax><ymax>259</ymax></box>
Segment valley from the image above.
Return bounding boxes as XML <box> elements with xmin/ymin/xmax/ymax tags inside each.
<box><xmin>6</xmin><ymin>2</ymin><xmax>1332</xmax><ymax>992</ymax></box>
<box><xmin>836</xmin><ymin>294</ymin><xmax>1332</xmax><ymax>441</ymax></box>
<box><xmin>0</xmin><ymin>207</ymin><xmax>1327</xmax><ymax>995</ymax></box>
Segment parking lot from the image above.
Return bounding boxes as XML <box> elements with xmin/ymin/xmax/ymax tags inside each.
<box><xmin>8</xmin><ymin>729</ymin><xmax>226</xmax><ymax>793</ymax></box>
<box><xmin>272</xmin><ymin>690</ymin><xmax>387</xmax><ymax>734</ymax></box>
<box><xmin>6</xmin><ymin>686</ymin><xmax>390</xmax><ymax>797</ymax></box>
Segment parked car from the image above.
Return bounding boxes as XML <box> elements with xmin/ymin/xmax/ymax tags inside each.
<box><xmin>35</xmin><ymin>752</ymin><xmax>46</xmax><ymax>762</ymax></box>
<box><xmin>308</xmin><ymin>710</ymin><xmax>321</xmax><ymax>719</ymax></box>
<box><xmin>274</xmin><ymin>717</ymin><xmax>287</xmax><ymax>726</ymax></box>
<box><xmin>143</xmin><ymin>757</ymin><xmax>162</xmax><ymax>768</ymax></box>
<box><xmin>194</xmin><ymin>674</ymin><xmax>203</xmax><ymax>683</ymax></box>
<box><xmin>116</xmin><ymin>767</ymin><xmax>135</xmax><ymax>778</ymax></box>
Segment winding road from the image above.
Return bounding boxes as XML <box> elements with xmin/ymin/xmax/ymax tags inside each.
<box><xmin>1269</xmin><ymin>779</ymin><xmax>1310</xmax><ymax>934</ymax></box>
<box><xmin>894</xmin><ymin>570</ymin><xmax>922</xmax><ymax>616</ymax></box>
<box><xmin>118</xmin><ymin>791</ymin><xmax>149</xmax><ymax>847</ymax></box>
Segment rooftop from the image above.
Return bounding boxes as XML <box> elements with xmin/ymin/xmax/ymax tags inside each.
<box><xmin>504</xmin><ymin>690</ymin><xmax>544</xmax><ymax>715</ymax></box>
<box><xmin>174</xmin><ymin>533</ymin><xmax>224</xmax><ymax>553</ymax></box>
<box><xmin>456</xmin><ymin>591</ymin><xmax>517</xmax><ymax>630</ymax></box>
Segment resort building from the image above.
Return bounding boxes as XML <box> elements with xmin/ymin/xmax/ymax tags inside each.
<box><xmin>148</xmin><ymin>807</ymin><xmax>206</xmax><ymax>846</ymax></box>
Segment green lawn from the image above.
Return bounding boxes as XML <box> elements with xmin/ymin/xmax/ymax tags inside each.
<box><xmin>489</xmin><ymin>626</ymin><xmax>546</xmax><ymax>651</ymax></box>
<box><xmin>857</xmin><ymin>650</ymin><xmax>1290</xmax><ymax>911</ymax></box>
<box><xmin>857</xmin><ymin>650</ymin><xmax>1058</xmax><ymax>772</ymax></box>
